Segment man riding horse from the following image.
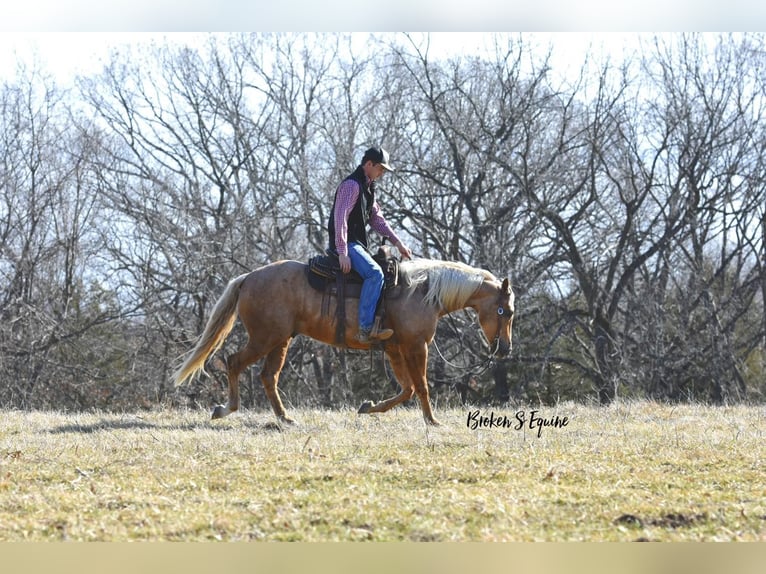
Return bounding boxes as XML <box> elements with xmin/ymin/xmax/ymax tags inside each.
<box><xmin>328</xmin><ymin>146</ymin><xmax>413</xmax><ymax>343</ymax></box>
<box><xmin>173</xmin><ymin>146</ymin><xmax>514</xmax><ymax>426</ymax></box>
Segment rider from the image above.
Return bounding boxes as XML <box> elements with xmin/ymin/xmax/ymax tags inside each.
<box><xmin>328</xmin><ymin>146</ymin><xmax>413</xmax><ymax>343</ymax></box>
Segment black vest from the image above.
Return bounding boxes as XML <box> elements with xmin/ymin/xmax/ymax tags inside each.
<box><xmin>327</xmin><ymin>166</ymin><xmax>375</xmax><ymax>252</ymax></box>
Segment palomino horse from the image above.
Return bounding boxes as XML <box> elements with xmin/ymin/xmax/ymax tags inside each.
<box><xmin>173</xmin><ymin>258</ymin><xmax>514</xmax><ymax>425</ymax></box>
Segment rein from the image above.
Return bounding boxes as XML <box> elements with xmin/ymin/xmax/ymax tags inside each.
<box><xmin>431</xmin><ymin>336</ymin><xmax>496</xmax><ymax>378</ymax></box>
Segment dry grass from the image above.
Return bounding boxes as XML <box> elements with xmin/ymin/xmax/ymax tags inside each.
<box><xmin>1</xmin><ymin>401</ymin><xmax>765</xmax><ymax>541</ymax></box>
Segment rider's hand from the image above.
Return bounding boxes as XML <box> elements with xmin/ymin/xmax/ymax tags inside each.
<box><xmin>339</xmin><ymin>254</ymin><xmax>352</xmax><ymax>273</ymax></box>
<box><xmin>396</xmin><ymin>242</ymin><xmax>413</xmax><ymax>260</ymax></box>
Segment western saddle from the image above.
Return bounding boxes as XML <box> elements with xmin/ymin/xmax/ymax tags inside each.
<box><xmin>306</xmin><ymin>245</ymin><xmax>405</xmax><ymax>346</ymax></box>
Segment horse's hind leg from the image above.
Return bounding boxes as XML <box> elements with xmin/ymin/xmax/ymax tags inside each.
<box><xmin>212</xmin><ymin>343</ymin><xmax>264</xmax><ymax>419</ymax></box>
<box><xmin>260</xmin><ymin>338</ymin><xmax>294</xmax><ymax>424</ymax></box>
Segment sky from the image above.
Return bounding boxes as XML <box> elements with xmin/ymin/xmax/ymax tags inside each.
<box><xmin>0</xmin><ymin>32</ymin><xmax>651</xmax><ymax>88</ymax></box>
<box><xmin>2</xmin><ymin>0</ymin><xmax>764</xmax><ymax>32</ymax></box>
<box><xmin>0</xmin><ymin>33</ymin><xmax>206</xmax><ymax>82</ymax></box>
<box><xmin>1</xmin><ymin>1</ymin><xmax>763</xmax><ymax>86</ymax></box>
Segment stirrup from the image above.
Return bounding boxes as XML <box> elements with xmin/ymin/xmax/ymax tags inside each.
<box><xmin>355</xmin><ymin>327</ymin><xmax>372</xmax><ymax>343</ymax></box>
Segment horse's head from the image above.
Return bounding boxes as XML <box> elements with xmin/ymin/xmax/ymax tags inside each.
<box><xmin>477</xmin><ymin>277</ymin><xmax>514</xmax><ymax>358</ymax></box>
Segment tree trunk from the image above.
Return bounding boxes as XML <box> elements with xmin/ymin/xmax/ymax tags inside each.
<box><xmin>593</xmin><ymin>314</ymin><xmax>616</xmax><ymax>404</ymax></box>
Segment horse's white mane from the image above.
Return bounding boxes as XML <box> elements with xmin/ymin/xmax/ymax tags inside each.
<box><xmin>401</xmin><ymin>258</ymin><xmax>495</xmax><ymax>311</ymax></box>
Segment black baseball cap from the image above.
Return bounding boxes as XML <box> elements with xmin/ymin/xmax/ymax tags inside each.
<box><xmin>362</xmin><ymin>146</ymin><xmax>394</xmax><ymax>171</ymax></box>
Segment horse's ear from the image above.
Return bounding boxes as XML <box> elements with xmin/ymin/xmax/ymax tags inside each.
<box><xmin>501</xmin><ymin>278</ymin><xmax>510</xmax><ymax>295</ymax></box>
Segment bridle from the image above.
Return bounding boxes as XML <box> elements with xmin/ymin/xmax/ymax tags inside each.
<box><xmin>487</xmin><ymin>288</ymin><xmax>512</xmax><ymax>358</ymax></box>
<box><xmin>432</xmin><ymin>285</ymin><xmax>512</xmax><ymax>375</ymax></box>
<box><xmin>423</xmin><ymin>281</ymin><xmax>513</xmax><ymax>396</ymax></box>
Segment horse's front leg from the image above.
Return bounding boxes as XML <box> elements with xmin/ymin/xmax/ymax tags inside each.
<box><xmin>358</xmin><ymin>347</ymin><xmax>414</xmax><ymax>415</ymax></box>
<box><xmin>404</xmin><ymin>342</ymin><xmax>440</xmax><ymax>426</ymax></box>
<box><xmin>358</xmin><ymin>346</ymin><xmax>441</xmax><ymax>425</ymax></box>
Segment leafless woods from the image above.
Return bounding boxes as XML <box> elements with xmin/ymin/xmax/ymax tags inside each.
<box><xmin>2</xmin><ymin>33</ymin><xmax>765</xmax><ymax>410</ymax></box>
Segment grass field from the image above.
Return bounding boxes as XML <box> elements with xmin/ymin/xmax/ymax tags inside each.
<box><xmin>1</xmin><ymin>401</ymin><xmax>764</xmax><ymax>541</ymax></box>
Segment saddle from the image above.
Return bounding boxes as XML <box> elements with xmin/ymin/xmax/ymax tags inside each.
<box><xmin>306</xmin><ymin>245</ymin><xmax>405</xmax><ymax>346</ymax></box>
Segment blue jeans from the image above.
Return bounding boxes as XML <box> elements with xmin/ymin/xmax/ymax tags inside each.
<box><xmin>347</xmin><ymin>242</ymin><xmax>384</xmax><ymax>330</ymax></box>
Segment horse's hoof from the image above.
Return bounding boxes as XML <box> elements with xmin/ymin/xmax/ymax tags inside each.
<box><xmin>358</xmin><ymin>400</ymin><xmax>375</xmax><ymax>414</ymax></box>
<box><xmin>426</xmin><ymin>417</ymin><xmax>442</xmax><ymax>427</ymax></box>
<box><xmin>211</xmin><ymin>405</ymin><xmax>227</xmax><ymax>419</ymax></box>
<box><xmin>278</xmin><ymin>415</ymin><xmax>295</xmax><ymax>425</ymax></box>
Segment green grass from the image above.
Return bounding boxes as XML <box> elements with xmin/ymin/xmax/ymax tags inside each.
<box><xmin>0</xmin><ymin>401</ymin><xmax>764</xmax><ymax>541</ymax></box>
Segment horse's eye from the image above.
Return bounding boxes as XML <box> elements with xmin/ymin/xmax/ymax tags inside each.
<box><xmin>497</xmin><ymin>307</ymin><xmax>504</xmax><ymax>316</ymax></box>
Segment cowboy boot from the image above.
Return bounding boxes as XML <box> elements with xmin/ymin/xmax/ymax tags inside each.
<box><xmin>370</xmin><ymin>316</ymin><xmax>393</xmax><ymax>341</ymax></box>
<box><xmin>355</xmin><ymin>317</ymin><xmax>394</xmax><ymax>343</ymax></box>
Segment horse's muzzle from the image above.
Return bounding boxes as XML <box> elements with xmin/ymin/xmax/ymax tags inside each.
<box><xmin>491</xmin><ymin>338</ymin><xmax>512</xmax><ymax>358</ymax></box>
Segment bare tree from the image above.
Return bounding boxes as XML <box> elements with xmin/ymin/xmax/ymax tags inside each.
<box><xmin>631</xmin><ymin>34</ymin><xmax>766</xmax><ymax>402</ymax></box>
<box><xmin>0</xmin><ymin>63</ymin><xmax>131</xmax><ymax>409</ymax></box>
<box><xmin>3</xmin><ymin>32</ymin><xmax>764</xmax><ymax>412</ymax></box>
<box><xmin>509</xmin><ymin>33</ymin><xmax>766</xmax><ymax>404</ymax></box>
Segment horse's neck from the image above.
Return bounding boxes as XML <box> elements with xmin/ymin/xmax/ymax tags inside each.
<box><xmin>460</xmin><ymin>281</ymin><xmax>491</xmax><ymax>313</ymax></box>
<box><xmin>437</xmin><ymin>291</ymin><xmax>479</xmax><ymax>316</ymax></box>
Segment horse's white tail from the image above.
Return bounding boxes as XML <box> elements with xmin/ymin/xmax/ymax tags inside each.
<box><xmin>172</xmin><ymin>273</ymin><xmax>250</xmax><ymax>386</ymax></box>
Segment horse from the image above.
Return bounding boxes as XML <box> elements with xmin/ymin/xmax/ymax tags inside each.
<box><xmin>172</xmin><ymin>258</ymin><xmax>514</xmax><ymax>426</ymax></box>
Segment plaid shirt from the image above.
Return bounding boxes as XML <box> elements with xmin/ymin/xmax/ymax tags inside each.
<box><xmin>332</xmin><ymin>178</ymin><xmax>401</xmax><ymax>256</ymax></box>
